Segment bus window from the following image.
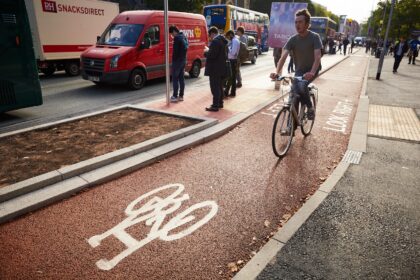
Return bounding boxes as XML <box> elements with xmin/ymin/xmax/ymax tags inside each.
<box><xmin>249</xmin><ymin>13</ymin><xmax>255</xmax><ymax>22</ymax></box>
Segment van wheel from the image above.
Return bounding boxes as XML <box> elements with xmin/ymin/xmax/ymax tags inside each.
<box><xmin>128</xmin><ymin>68</ymin><xmax>146</xmax><ymax>90</ymax></box>
<box><xmin>41</xmin><ymin>67</ymin><xmax>55</xmax><ymax>76</ymax></box>
<box><xmin>65</xmin><ymin>62</ymin><xmax>80</xmax><ymax>76</ymax></box>
<box><xmin>251</xmin><ymin>53</ymin><xmax>257</xmax><ymax>64</ymax></box>
<box><xmin>189</xmin><ymin>60</ymin><xmax>201</xmax><ymax>78</ymax></box>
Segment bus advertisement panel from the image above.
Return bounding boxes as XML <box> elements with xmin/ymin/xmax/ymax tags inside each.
<box><xmin>203</xmin><ymin>4</ymin><xmax>269</xmax><ymax>53</ymax></box>
<box><xmin>268</xmin><ymin>2</ymin><xmax>307</xmax><ymax>48</ymax></box>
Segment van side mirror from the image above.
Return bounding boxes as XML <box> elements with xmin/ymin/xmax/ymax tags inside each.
<box><xmin>140</xmin><ymin>38</ymin><xmax>151</xmax><ymax>49</ymax></box>
<box><xmin>97</xmin><ymin>36</ymin><xmax>101</xmax><ymax>42</ymax></box>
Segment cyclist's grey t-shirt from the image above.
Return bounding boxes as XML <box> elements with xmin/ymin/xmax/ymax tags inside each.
<box><xmin>284</xmin><ymin>31</ymin><xmax>322</xmax><ymax>76</ymax></box>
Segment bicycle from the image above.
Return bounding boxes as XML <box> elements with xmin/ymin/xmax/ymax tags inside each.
<box><xmin>271</xmin><ymin>75</ymin><xmax>318</xmax><ymax>157</ymax></box>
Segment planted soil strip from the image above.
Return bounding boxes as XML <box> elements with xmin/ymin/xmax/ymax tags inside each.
<box><xmin>0</xmin><ymin>108</ymin><xmax>199</xmax><ymax>187</ymax></box>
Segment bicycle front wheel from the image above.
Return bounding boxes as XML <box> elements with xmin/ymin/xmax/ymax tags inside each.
<box><xmin>301</xmin><ymin>94</ymin><xmax>316</xmax><ymax>136</ymax></box>
<box><xmin>272</xmin><ymin>107</ymin><xmax>294</xmax><ymax>157</ymax></box>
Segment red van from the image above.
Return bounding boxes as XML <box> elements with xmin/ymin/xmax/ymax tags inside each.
<box><xmin>80</xmin><ymin>11</ymin><xmax>208</xmax><ymax>89</ymax></box>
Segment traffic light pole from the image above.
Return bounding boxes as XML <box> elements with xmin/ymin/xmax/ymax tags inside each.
<box><xmin>376</xmin><ymin>0</ymin><xmax>396</xmax><ymax>80</ymax></box>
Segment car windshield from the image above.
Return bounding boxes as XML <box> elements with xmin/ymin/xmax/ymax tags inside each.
<box><xmin>98</xmin><ymin>24</ymin><xmax>144</xmax><ymax>46</ymax></box>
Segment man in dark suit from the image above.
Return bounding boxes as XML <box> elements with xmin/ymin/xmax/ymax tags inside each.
<box><xmin>393</xmin><ymin>38</ymin><xmax>409</xmax><ymax>73</ymax></box>
<box><xmin>204</xmin><ymin>26</ymin><xmax>228</xmax><ymax>112</ymax></box>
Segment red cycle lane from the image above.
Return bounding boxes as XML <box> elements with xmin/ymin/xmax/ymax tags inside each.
<box><xmin>0</xmin><ymin>55</ymin><xmax>368</xmax><ymax>280</ymax></box>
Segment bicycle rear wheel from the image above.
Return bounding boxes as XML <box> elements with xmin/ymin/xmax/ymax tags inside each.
<box><xmin>301</xmin><ymin>94</ymin><xmax>316</xmax><ymax>136</ymax></box>
<box><xmin>272</xmin><ymin>107</ymin><xmax>294</xmax><ymax>157</ymax></box>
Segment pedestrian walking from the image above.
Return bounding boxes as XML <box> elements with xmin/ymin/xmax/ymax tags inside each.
<box><xmin>408</xmin><ymin>36</ymin><xmax>419</xmax><ymax>65</ymax></box>
<box><xmin>204</xmin><ymin>26</ymin><xmax>228</xmax><ymax>112</ymax></box>
<box><xmin>343</xmin><ymin>37</ymin><xmax>349</xmax><ymax>55</ymax></box>
<box><xmin>273</xmin><ymin>47</ymin><xmax>282</xmax><ymax>67</ymax></box>
<box><xmin>224</xmin><ymin>30</ymin><xmax>240</xmax><ymax>97</ymax></box>
<box><xmin>389</xmin><ymin>42</ymin><xmax>394</xmax><ymax>56</ymax></box>
<box><xmin>236</xmin><ymin>26</ymin><xmax>247</xmax><ymax>88</ymax></box>
<box><xmin>328</xmin><ymin>37</ymin><xmax>335</xmax><ymax>54</ymax></box>
<box><xmin>365</xmin><ymin>40</ymin><xmax>371</xmax><ymax>54</ymax></box>
<box><xmin>338</xmin><ymin>40</ymin><xmax>342</xmax><ymax>54</ymax></box>
<box><xmin>350</xmin><ymin>39</ymin><xmax>355</xmax><ymax>54</ymax></box>
<box><xmin>169</xmin><ymin>25</ymin><xmax>188</xmax><ymax>102</ymax></box>
<box><xmin>393</xmin><ymin>38</ymin><xmax>409</xmax><ymax>73</ymax></box>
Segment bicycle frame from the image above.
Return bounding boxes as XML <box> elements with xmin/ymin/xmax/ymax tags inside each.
<box><xmin>281</xmin><ymin>77</ymin><xmax>309</xmax><ymax>127</ymax></box>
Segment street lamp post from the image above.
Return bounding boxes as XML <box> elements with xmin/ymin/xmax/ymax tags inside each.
<box><xmin>164</xmin><ymin>0</ymin><xmax>170</xmax><ymax>105</ymax></box>
<box><xmin>376</xmin><ymin>0</ymin><xmax>396</xmax><ymax>80</ymax></box>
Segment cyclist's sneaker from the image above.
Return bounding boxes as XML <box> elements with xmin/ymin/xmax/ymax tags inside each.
<box><xmin>178</xmin><ymin>96</ymin><xmax>184</xmax><ymax>101</ymax></box>
<box><xmin>307</xmin><ymin>107</ymin><xmax>315</xmax><ymax>120</ymax></box>
<box><xmin>170</xmin><ymin>96</ymin><xmax>178</xmax><ymax>103</ymax></box>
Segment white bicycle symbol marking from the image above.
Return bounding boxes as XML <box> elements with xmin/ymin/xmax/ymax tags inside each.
<box><xmin>87</xmin><ymin>183</ymin><xmax>218</xmax><ymax>270</ymax></box>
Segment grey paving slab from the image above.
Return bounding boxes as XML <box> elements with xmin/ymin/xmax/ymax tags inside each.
<box><xmin>79</xmin><ymin>152</ymin><xmax>156</xmax><ymax>185</ymax></box>
<box><xmin>257</xmin><ymin>137</ymin><xmax>420</xmax><ymax>280</ymax></box>
<box><xmin>58</xmin><ymin>147</ymin><xmax>135</xmax><ymax>180</ymax></box>
<box><xmin>367</xmin><ymin>57</ymin><xmax>420</xmax><ymax>109</ymax></box>
<box><xmin>0</xmin><ymin>170</ymin><xmax>62</xmax><ymax>203</ymax></box>
<box><xmin>318</xmin><ymin>161</ymin><xmax>350</xmax><ymax>193</ymax></box>
<box><xmin>272</xmin><ymin>190</ymin><xmax>329</xmax><ymax>244</ymax></box>
<box><xmin>233</xmin><ymin>239</ymin><xmax>285</xmax><ymax>280</ymax></box>
<box><xmin>347</xmin><ymin>132</ymin><xmax>367</xmax><ymax>153</ymax></box>
<box><xmin>350</xmin><ymin>120</ymin><xmax>369</xmax><ymax>135</ymax></box>
<box><xmin>0</xmin><ymin>176</ymin><xmax>88</xmax><ymax>224</ymax></box>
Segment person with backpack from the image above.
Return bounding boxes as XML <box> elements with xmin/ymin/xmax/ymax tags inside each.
<box><xmin>169</xmin><ymin>25</ymin><xmax>188</xmax><ymax>102</ymax></box>
<box><xmin>236</xmin><ymin>26</ymin><xmax>248</xmax><ymax>88</ymax></box>
<box><xmin>224</xmin><ymin>30</ymin><xmax>240</xmax><ymax>97</ymax></box>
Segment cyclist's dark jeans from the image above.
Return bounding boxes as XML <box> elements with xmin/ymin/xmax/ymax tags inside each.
<box><xmin>291</xmin><ymin>79</ymin><xmax>312</xmax><ymax>109</ymax></box>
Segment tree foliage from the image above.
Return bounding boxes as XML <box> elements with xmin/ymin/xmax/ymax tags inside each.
<box><xmin>366</xmin><ymin>0</ymin><xmax>420</xmax><ymax>39</ymax></box>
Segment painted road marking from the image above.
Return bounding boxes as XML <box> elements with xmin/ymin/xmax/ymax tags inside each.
<box><xmin>87</xmin><ymin>184</ymin><xmax>218</xmax><ymax>270</ymax></box>
<box><xmin>261</xmin><ymin>102</ymin><xmax>283</xmax><ymax>118</ymax></box>
<box><xmin>323</xmin><ymin>99</ymin><xmax>353</xmax><ymax>134</ymax></box>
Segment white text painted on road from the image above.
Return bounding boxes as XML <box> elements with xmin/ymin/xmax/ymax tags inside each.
<box><xmin>323</xmin><ymin>99</ymin><xmax>353</xmax><ymax>134</ymax></box>
<box><xmin>87</xmin><ymin>184</ymin><xmax>218</xmax><ymax>270</ymax></box>
<box><xmin>261</xmin><ymin>102</ymin><xmax>283</xmax><ymax>118</ymax></box>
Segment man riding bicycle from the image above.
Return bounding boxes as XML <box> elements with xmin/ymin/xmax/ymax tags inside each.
<box><xmin>270</xmin><ymin>9</ymin><xmax>322</xmax><ymax>120</ymax></box>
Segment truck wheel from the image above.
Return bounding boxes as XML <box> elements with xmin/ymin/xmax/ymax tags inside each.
<box><xmin>41</xmin><ymin>67</ymin><xmax>55</xmax><ymax>76</ymax></box>
<box><xmin>65</xmin><ymin>62</ymin><xmax>80</xmax><ymax>76</ymax></box>
<box><xmin>128</xmin><ymin>68</ymin><xmax>146</xmax><ymax>90</ymax></box>
<box><xmin>251</xmin><ymin>53</ymin><xmax>257</xmax><ymax>64</ymax></box>
<box><xmin>189</xmin><ymin>60</ymin><xmax>201</xmax><ymax>78</ymax></box>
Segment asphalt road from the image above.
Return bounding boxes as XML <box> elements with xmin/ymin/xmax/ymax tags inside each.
<box><xmin>0</xmin><ymin>53</ymin><xmax>369</xmax><ymax>279</ymax></box>
<box><xmin>0</xmin><ymin>54</ymin><xmax>275</xmax><ymax>134</ymax></box>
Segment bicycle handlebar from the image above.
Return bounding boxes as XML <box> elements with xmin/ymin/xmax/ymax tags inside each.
<box><xmin>271</xmin><ymin>75</ymin><xmax>307</xmax><ymax>82</ymax></box>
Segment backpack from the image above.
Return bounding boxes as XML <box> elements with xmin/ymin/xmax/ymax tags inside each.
<box><xmin>238</xmin><ymin>41</ymin><xmax>248</xmax><ymax>63</ymax></box>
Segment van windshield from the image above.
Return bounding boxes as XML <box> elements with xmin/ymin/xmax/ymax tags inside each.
<box><xmin>99</xmin><ymin>24</ymin><xmax>144</xmax><ymax>46</ymax></box>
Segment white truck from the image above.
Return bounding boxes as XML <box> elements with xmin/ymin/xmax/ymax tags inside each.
<box><xmin>24</xmin><ymin>0</ymin><xmax>119</xmax><ymax>76</ymax></box>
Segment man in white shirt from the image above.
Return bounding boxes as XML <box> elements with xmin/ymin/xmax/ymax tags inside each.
<box><xmin>236</xmin><ymin>26</ymin><xmax>247</xmax><ymax>88</ymax></box>
<box><xmin>224</xmin><ymin>30</ymin><xmax>240</xmax><ymax>97</ymax></box>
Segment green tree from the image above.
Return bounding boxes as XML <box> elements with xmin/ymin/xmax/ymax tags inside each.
<box><xmin>367</xmin><ymin>0</ymin><xmax>420</xmax><ymax>40</ymax></box>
